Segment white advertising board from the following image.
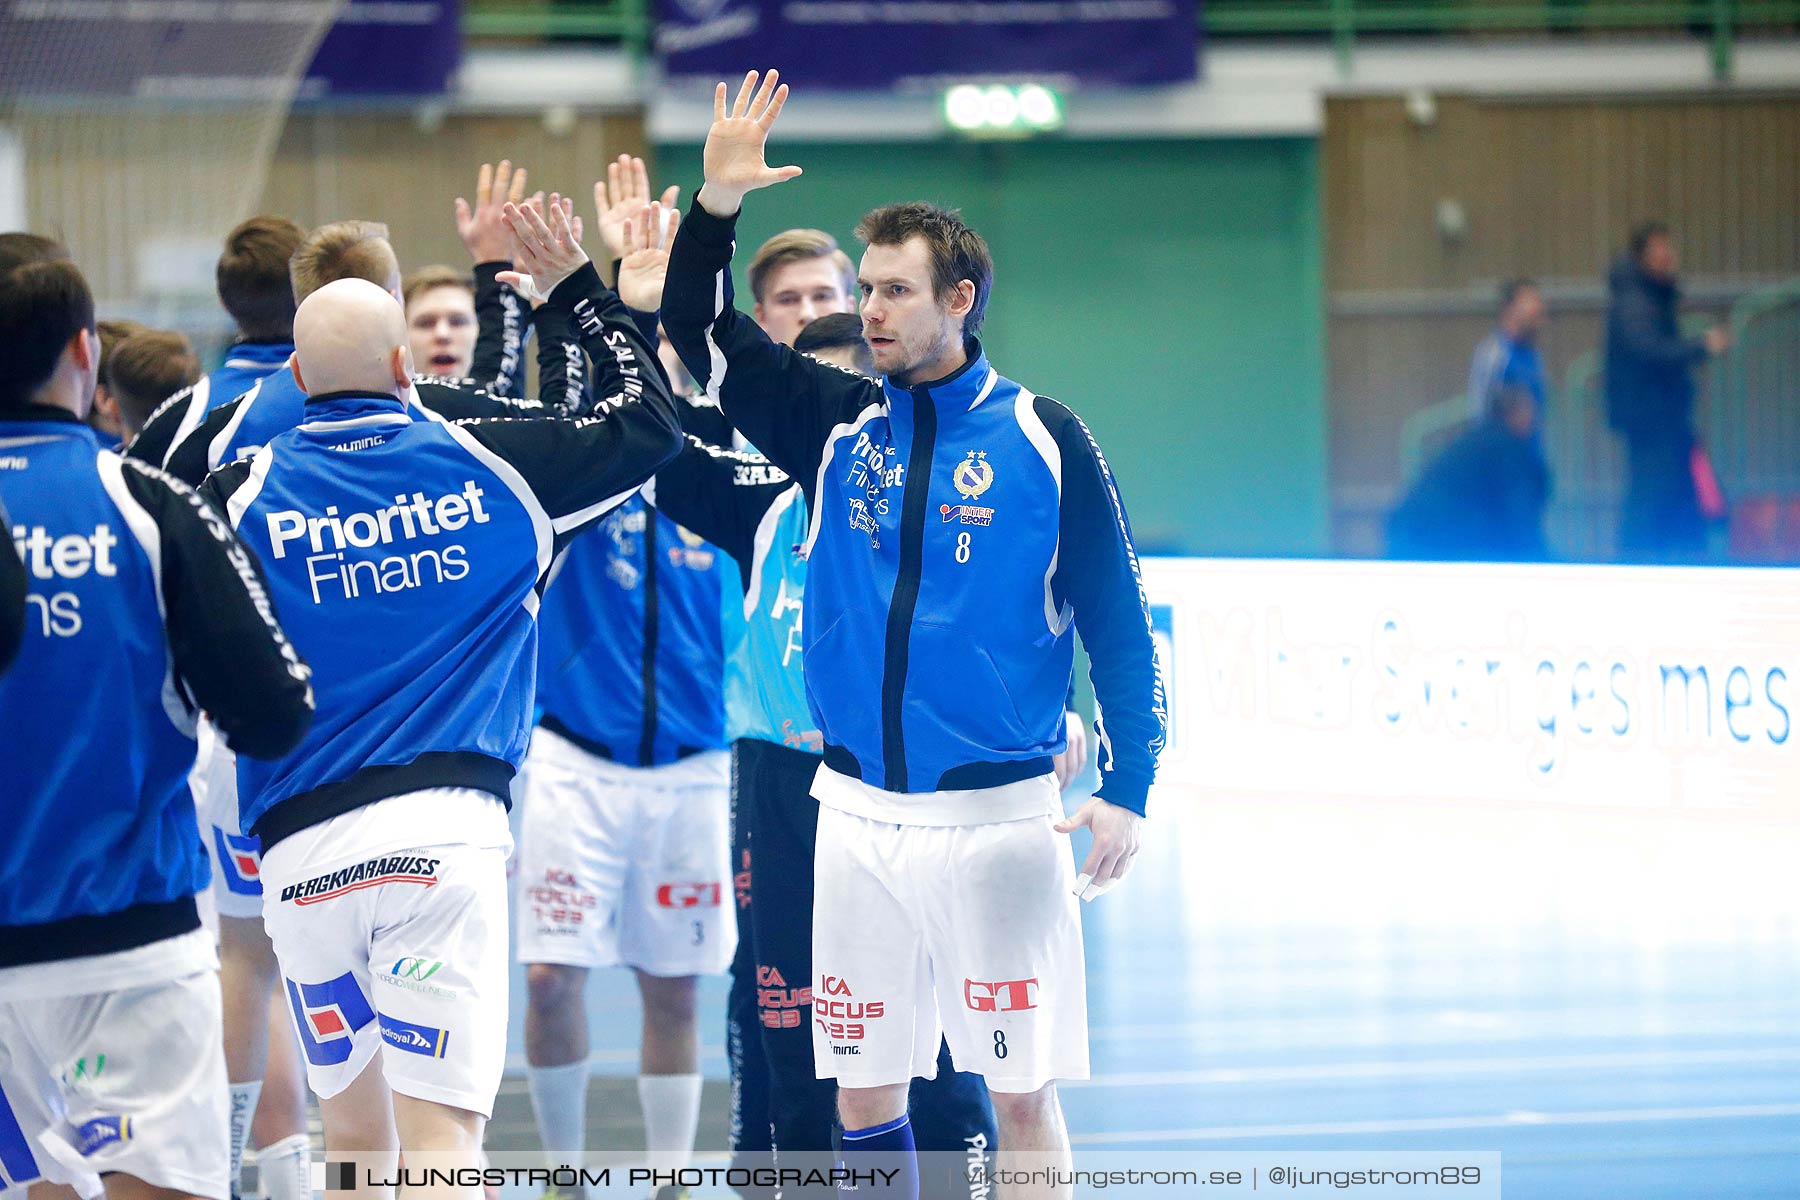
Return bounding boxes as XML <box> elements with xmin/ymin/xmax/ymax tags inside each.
<box><xmin>1139</xmin><ymin>559</ymin><xmax>1800</xmax><ymax>819</ymax></box>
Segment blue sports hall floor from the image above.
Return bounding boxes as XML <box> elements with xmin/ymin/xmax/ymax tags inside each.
<box><xmin>489</xmin><ymin>779</ymin><xmax>1800</xmax><ymax>1198</ymax></box>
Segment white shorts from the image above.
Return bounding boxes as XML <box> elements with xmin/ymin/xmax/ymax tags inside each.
<box><xmin>192</xmin><ymin>721</ymin><xmax>265</xmax><ymax>922</ymax></box>
<box><xmin>515</xmin><ymin>728</ymin><xmax>734</xmax><ymax>977</ymax></box>
<box><xmin>0</xmin><ymin>970</ymin><xmax>229</xmax><ymax>1199</ymax></box>
<box><xmin>259</xmin><ymin>790</ymin><xmax>511</xmax><ymax>1116</ymax></box>
<box><xmin>811</xmin><ymin>808</ymin><xmax>1090</xmax><ymax>1093</ymax></box>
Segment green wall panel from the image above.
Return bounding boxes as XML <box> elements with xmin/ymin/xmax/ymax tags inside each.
<box><xmin>654</xmin><ymin>137</ymin><xmax>1326</xmax><ymax>556</ymax></box>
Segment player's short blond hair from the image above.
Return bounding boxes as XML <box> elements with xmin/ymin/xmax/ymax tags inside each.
<box><xmin>289</xmin><ymin>220</ymin><xmax>401</xmax><ymax>303</ymax></box>
<box><xmin>747</xmin><ymin>229</ymin><xmax>854</xmax><ymax>304</ymax></box>
<box><xmin>402</xmin><ymin>265</ymin><xmax>474</xmax><ymax>312</ymax></box>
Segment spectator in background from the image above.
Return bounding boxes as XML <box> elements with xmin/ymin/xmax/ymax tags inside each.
<box><xmin>1468</xmin><ymin>279</ymin><xmax>1547</xmax><ymax>427</ymax></box>
<box><xmin>105</xmin><ymin>330</ymin><xmax>201</xmax><ymax>438</ymax></box>
<box><xmin>1388</xmin><ymin>385</ymin><xmax>1550</xmax><ymax>562</ymax></box>
<box><xmin>1605</xmin><ymin>222</ymin><xmax>1731</xmax><ymax>561</ymax></box>
<box><xmin>87</xmin><ymin>317</ymin><xmax>148</xmax><ymax>446</ymax></box>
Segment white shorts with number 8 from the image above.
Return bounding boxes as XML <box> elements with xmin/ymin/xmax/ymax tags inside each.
<box><xmin>810</xmin><ymin>805</ymin><xmax>1089</xmax><ymax>1094</ymax></box>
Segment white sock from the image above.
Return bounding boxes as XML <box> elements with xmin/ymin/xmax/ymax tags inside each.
<box><xmin>637</xmin><ymin>1073</ymin><xmax>702</xmax><ymax>1180</ymax></box>
<box><xmin>527</xmin><ymin>1060</ymin><xmax>591</xmax><ymax>1164</ymax></box>
<box><xmin>257</xmin><ymin>1133</ymin><xmax>312</xmax><ymax>1200</ymax></box>
<box><xmin>228</xmin><ymin>1081</ymin><xmax>263</xmax><ymax>1195</ymax></box>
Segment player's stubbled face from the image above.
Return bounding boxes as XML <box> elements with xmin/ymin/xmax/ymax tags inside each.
<box><xmin>858</xmin><ymin>237</ymin><xmax>960</xmax><ymax>386</ymax></box>
<box><xmin>407</xmin><ymin>285</ymin><xmax>477</xmax><ymax>378</ymax></box>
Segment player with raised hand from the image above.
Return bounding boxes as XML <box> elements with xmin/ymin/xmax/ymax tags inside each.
<box><xmin>511</xmin><ymin>193</ymin><xmax>732</xmax><ymax>1200</ymax></box>
<box><xmin>617</xmin><ymin>208</ymin><xmax>1000</xmax><ymax>1199</ymax></box>
<box><xmin>453</xmin><ymin>159</ymin><xmax>534</xmax><ymax>395</ymax></box>
<box><xmin>200</xmin><ymin>193</ymin><xmax>679</xmax><ymax>1196</ymax></box>
<box><xmin>662</xmin><ymin>70</ymin><xmax>1165</xmax><ymax>1198</ymax></box>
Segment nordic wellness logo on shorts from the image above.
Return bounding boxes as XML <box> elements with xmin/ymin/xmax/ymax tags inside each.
<box><xmin>376</xmin><ymin>955</ymin><xmax>456</xmax><ymax>998</ymax></box>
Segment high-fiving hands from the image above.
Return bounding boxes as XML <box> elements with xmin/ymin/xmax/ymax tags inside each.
<box><xmin>456</xmin><ymin>160</ymin><xmax>531</xmax><ymax>264</ymax></box>
<box><xmin>595</xmin><ymin>154</ymin><xmax>680</xmax><ymax>264</ymax></box>
<box><xmin>697</xmin><ymin>69</ymin><xmax>802</xmax><ymax>219</ymax></box>
<box><xmin>497</xmin><ymin>194</ymin><xmax>590</xmax><ymax>303</ymax></box>
<box><xmin>614</xmin><ymin>202</ymin><xmax>680</xmax><ymax>314</ymax></box>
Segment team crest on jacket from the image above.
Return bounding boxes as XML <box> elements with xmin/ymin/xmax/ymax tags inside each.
<box><xmin>953</xmin><ymin>451</ymin><xmax>994</xmax><ymax>500</ymax></box>
<box><xmin>944</xmin><ymin>450</ymin><xmax>996</xmax><ymax>525</ymax></box>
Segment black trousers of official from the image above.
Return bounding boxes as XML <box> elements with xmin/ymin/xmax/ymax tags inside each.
<box><xmin>1619</xmin><ymin>428</ymin><xmax>1708</xmax><ymax>561</ymax></box>
<box><xmin>728</xmin><ymin>737</ymin><xmax>999</xmax><ymax>1199</ymax></box>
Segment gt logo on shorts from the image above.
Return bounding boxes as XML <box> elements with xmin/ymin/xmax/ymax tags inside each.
<box><xmin>211</xmin><ymin>825</ymin><xmax>263</xmax><ymax>895</ymax></box>
<box><xmin>285</xmin><ymin>972</ymin><xmax>375</xmax><ymax>1065</ymax></box>
<box><xmin>279</xmin><ymin>855</ymin><xmax>440</xmax><ymax>905</ymax></box>
<box><xmin>655</xmin><ymin>882</ymin><xmax>721</xmax><ymax>908</ymax></box>
<box><xmin>964</xmin><ymin>978</ymin><xmax>1040</xmax><ymax>1013</ymax></box>
<box><xmin>377</xmin><ymin>1014</ymin><xmax>451</xmax><ymax>1058</ymax></box>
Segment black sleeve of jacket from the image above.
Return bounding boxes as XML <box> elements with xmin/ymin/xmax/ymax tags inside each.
<box><xmin>131</xmin><ymin>459</ymin><xmax>314</xmax><ymax>759</ymax></box>
<box><xmin>414</xmin><ymin>377</ymin><xmax>555</xmax><ymax>422</ymax></box>
<box><xmin>675</xmin><ymin>391</ymin><xmax>734</xmax><ymax>447</ymax></box>
<box><xmin>662</xmin><ymin>198</ymin><xmax>879</xmax><ymax>487</ymax></box>
<box><xmin>529</xmin><ymin>300</ymin><xmax>589</xmax><ymax>417</ymax></box>
<box><xmin>123</xmin><ymin>383</ymin><xmax>203</xmax><ymax>468</ymax></box>
<box><xmin>1616</xmin><ymin>285</ymin><xmax>1708</xmax><ymax>370</ymax></box>
<box><xmin>1039</xmin><ymin>397</ymin><xmax>1164</xmax><ymax>816</ymax></box>
<box><xmin>470</xmin><ymin>261</ymin><xmax>529</xmax><ymax>397</ymax></box>
<box><xmin>649</xmin><ymin>436</ymin><xmax>790</xmax><ymax>588</ymax></box>
<box><xmin>162</xmin><ymin>398</ymin><xmax>243</xmax><ymax>489</ymax></box>
<box><xmin>453</xmin><ymin>261</ymin><xmax>683</xmax><ymax>554</ymax></box>
<box><xmin>0</xmin><ymin>509</ymin><xmax>24</xmax><ymax>676</ymax></box>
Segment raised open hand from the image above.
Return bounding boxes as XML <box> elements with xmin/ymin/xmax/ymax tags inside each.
<box><xmin>497</xmin><ymin>193</ymin><xmax>589</xmax><ymax>300</ymax></box>
<box><xmin>615</xmin><ymin>202</ymin><xmax>679</xmax><ymax>314</ymax></box>
<box><xmin>525</xmin><ymin>190</ymin><xmax>581</xmax><ymax>250</ymax></box>
<box><xmin>455</xmin><ymin>160</ymin><xmax>529</xmax><ymax>263</ymax></box>
<box><xmin>697</xmin><ymin>69</ymin><xmax>801</xmax><ymax>218</ymax></box>
<box><xmin>595</xmin><ymin>154</ymin><xmax>681</xmax><ymax>263</ymax></box>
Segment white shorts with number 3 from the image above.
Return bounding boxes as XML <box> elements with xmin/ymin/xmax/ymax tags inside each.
<box><xmin>514</xmin><ymin>727</ymin><xmax>734</xmax><ymax>978</ymax></box>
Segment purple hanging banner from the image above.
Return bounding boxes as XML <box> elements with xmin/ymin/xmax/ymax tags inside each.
<box><xmin>302</xmin><ymin>0</ymin><xmax>462</xmax><ymax>97</ymax></box>
<box><xmin>658</xmin><ymin>0</ymin><xmax>1199</xmax><ymax>90</ymax></box>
